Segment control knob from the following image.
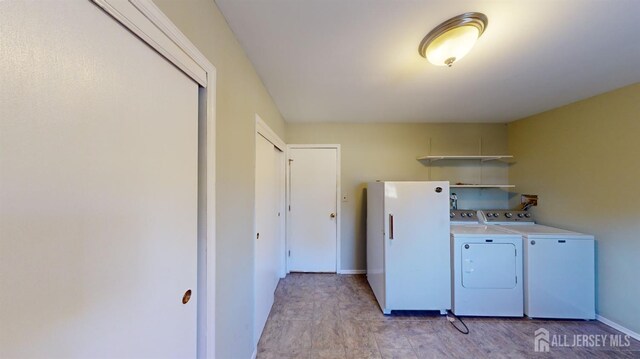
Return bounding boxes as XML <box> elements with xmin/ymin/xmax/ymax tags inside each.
<box><xmin>525</xmin><ymin>213</ymin><xmax>531</xmax><ymax>218</ymax></box>
<box><xmin>492</xmin><ymin>213</ymin><xmax>499</xmax><ymax>217</ymax></box>
<box><xmin>505</xmin><ymin>213</ymin><xmax>513</xmax><ymax>218</ymax></box>
<box><xmin>460</xmin><ymin>213</ymin><xmax>467</xmax><ymax>217</ymax></box>
<box><xmin>517</xmin><ymin>213</ymin><xmax>524</xmax><ymax>218</ymax></box>
<box><xmin>450</xmin><ymin>212</ymin><xmax>455</xmax><ymax>218</ymax></box>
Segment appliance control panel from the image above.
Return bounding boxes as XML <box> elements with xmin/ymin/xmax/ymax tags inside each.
<box><xmin>450</xmin><ymin>210</ymin><xmax>479</xmax><ymax>222</ymax></box>
<box><xmin>478</xmin><ymin>210</ymin><xmax>534</xmax><ymax>224</ymax></box>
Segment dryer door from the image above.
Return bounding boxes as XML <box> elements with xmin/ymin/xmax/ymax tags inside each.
<box><xmin>462</xmin><ymin>243</ymin><xmax>517</xmax><ymax>289</ymax></box>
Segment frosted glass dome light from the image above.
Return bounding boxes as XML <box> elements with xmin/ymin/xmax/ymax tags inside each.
<box><xmin>419</xmin><ymin>13</ymin><xmax>488</xmax><ymax>67</ymax></box>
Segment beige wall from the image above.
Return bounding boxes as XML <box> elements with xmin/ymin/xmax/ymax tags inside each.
<box><xmin>153</xmin><ymin>1</ymin><xmax>286</xmax><ymax>358</ymax></box>
<box><xmin>508</xmin><ymin>83</ymin><xmax>640</xmax><ymax>334</ymax></box>
<box><xmin>287</xmin><ymin>123</ymin><xmax>510</xmax><ymax>270</ymax></box>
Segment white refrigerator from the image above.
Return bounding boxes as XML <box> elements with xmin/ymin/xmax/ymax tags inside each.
<box><xmin>367</xmin><ymin>181</ymin><xmax>451</xmax><ymax>314</ymax></box>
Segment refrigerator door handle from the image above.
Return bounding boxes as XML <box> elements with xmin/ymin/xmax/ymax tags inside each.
<box><xmin>389</xmin><ymin>214</ymin><xmax>394</xmax><ymax>240</ymax></box>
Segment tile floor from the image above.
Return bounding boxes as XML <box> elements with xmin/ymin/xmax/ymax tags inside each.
<box><xmin>257</xmin><ymin>273</ymin><xmax>640</xmax><ymax>359</ymax></box>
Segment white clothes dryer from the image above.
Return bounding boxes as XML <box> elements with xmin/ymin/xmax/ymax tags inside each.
<box><xmin>450</xmin><ymin>224</ymin><xmax>524</xmax><ymax>317</ymax></box>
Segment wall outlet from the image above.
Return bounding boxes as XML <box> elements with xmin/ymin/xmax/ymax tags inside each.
<box><xmin>342</xmin><ymin>194</ymin><xmax>348</xmax><ymax>202</ymax></box>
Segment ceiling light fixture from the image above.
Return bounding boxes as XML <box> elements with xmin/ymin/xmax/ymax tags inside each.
<box><xmin>418</xmin><ymin>12</ymin><xmax>488</xmax><ymax>67</ymax></box>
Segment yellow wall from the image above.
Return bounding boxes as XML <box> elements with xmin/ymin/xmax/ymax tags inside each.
<box><xmin>287</xmin><ymin>123</ymin><xmax>510</xmax><ymax>270</ymax></box>
<box><xmin>508</xmin><ymin>83</ymin><xmax>640</xmax><ymax>333</ymax></box>
<box><xmin>153</xmin><ymin>1</ymin><xmax>286</xmax><ymax>358</ymax></box>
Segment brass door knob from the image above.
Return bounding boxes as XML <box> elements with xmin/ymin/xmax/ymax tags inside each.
<box><xmin>330</xmin><ymin>213</ymin><xmax>336</xmax><ymax>218</ymax></box>
<box><xmin>182</xmin><ymin>289</ymin><xmax>192</xmax><ymax>304</ymax></box>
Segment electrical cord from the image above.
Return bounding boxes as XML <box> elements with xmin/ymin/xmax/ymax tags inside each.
<box><xmin>446</xmin><ymin>310</ymin><xmax>470</xmax><ymax>335</ymax></box>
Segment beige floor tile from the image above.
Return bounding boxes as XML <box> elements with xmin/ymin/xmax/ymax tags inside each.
<box><xmin>314</xmin><ymin>300</ymin><xmax>341</xmax><ymax>321</ymax></box>
<box><xmin>379</xmin><ymin>348</ymin><xmax>418</xmax><ymax>359</ymax></box>
<box><xmin>344</xmin><ymin>348</ymin><xmax>383</xmax><ymax>359</ymax></box>
<box><xmin>340</xmin><ymin>320</ymin><xmax>379</xmax><ymax>349</ymax></box>
<box><xmin>309</xmin><ymin>348</ymin><xmax>347</xmax><ymax>359</ymax></box>
<box><xmin>397</xmin><ymin>320</ymin><xmax>439</xmax><ymax>336</ymax></box>
<box><xmin>258</xmin><ymin>319</ymin><xmax>313</xmax><ymax>350</ymax></box>
<box><xmin>413</xmin><ymin>347</ymin><xmax>455</xmax><ymax>359</ymax></box>
<box><xmin>373</xmin><ymin>327</ymin><xmax>412</xmax><ymax>350</ymax></box>
<box><xmin>256</xmin><ymin>348</ymin><xmax>310</xmax><ymax>359</ymax></box>
<box><xmin>312</xmin><ymin>319</ymin><xmax>346</xmax><ymax>349</ymax></box>
<box><xmin>270</xmin><ymin>301</ymin><xmax>315</xmax><ymax>321</ymax></box>
<box><xmin>406</xmin><ymin>333</ymin><xmax>447</xmax><ymax>352</ymax></box>
<box><xmin>339</xmin><ymin>302</ymin><xmax>390</xmax><ymax>321</ymax></box>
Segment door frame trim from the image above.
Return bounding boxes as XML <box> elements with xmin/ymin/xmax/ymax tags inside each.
<box><xmin>256</xmin><ymin>115</ymin><xmax>285</xmax><ymax>151</ymax></box>
<box><xmin>91</xmin><ymin>1</ymin><xmax>216</xmax><ymax>357</ymax></box>
<box><xmin>285</xmin><ymin>144</ymin><xmax>341</xmax><ymax>273</ymax></box>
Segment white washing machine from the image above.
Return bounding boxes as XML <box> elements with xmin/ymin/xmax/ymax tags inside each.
<box><xmin>450</xmin><ymin>223</ymin><xmax>523</xmax><ymax>317</ymax></box>
<box><xmin>478</xmin><ymin>210</ymin><xmax>595</xmax><ymax>320</ymax></box>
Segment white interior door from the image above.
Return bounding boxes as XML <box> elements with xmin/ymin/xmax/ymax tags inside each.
<box><xmin>0</xmin><ymin>2</ymin><xmax>198</xmax><ymax>357</ymax></box>
<box><xmin>288</xmin><ymin>147</ymin><xmax>338</xmax><ymax>272</ymax></box>
<box><xmin>254</xmin><ymin>134</ymin><xmax>283</xmax><ymax>345</ymax></box>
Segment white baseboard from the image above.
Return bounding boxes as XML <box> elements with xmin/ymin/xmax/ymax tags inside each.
<box><xmin>338</xmin><ymin>269</ymin><xmax>366</xmax><ymax>274</ymax></box>
<box><xmin>251</xmin><ymin>347</ymin><xmax>257</xmax><ymax>359</ymax></box>
<box><xmin>597</xmin><ymin>315</ymin><xmax>640</xmax><ymax>341</ymax></box>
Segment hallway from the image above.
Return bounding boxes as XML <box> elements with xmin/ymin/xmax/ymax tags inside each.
<box><xmin>257</xmin><ymin>274</ymin><xmax>640</xmax><ymax>358</ymax></box>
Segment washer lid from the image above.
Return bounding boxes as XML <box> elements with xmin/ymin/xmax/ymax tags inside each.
<box><xmin>500</xmin><ymin>224</ymin><xmax>594</xmax><ymax>239</ymax></box>
<box><xmin>451</xmin><ymin>224</ymin><xmax>520</xmax><ymax>237</ymax></box>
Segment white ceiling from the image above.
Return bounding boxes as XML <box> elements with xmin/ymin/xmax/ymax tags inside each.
<box><xmin>215</xmin><ymin>0</ymin><xmax>640</xmax><ymax>123</ymax></box>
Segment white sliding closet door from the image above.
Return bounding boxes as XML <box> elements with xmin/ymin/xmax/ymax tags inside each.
<box><xmin>254</xmin><ymin>134</ymin><xmax>283</xmax><ymax>345</ymax></box>
<box><xmin>0</xmin><ymin>2</ymin><xmax>198</xmax><ymax>358</ymax></box>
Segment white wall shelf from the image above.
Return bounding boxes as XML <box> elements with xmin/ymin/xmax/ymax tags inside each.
<box><xmin>417</xmin><ymin>155</ymin><xmax>513</xmax><ymax>163</ymax></box>
<box><xmin>418</xmin><ymin>152</ymin><xmax>514</xmax><ymax>189</ymax></box>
